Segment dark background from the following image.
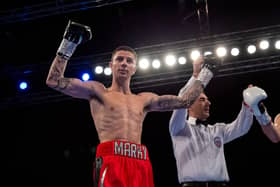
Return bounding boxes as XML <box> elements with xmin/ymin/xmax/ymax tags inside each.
<box><xmin>1</xmin><ymin>1</ymin><xmax>280</xmax><ymax>187</ymax></box>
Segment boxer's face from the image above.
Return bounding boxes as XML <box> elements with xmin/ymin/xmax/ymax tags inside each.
<box><xmin>189</xmin><ymin>92</ymin><xmax>211</xmax><ymax>121</ymax></box>
<box><xmin>110</xmin><ymin>50</ymin><xmax>137</xmax><ymax>80</ymax></box>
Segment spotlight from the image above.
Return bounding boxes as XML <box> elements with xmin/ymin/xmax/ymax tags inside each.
<box><xmin>190</xmin><ymin>50</ymin><xmax>201</xmax><ymax>61</ymax></box>
<box><xmin>247</xmin><ymin>45</ymin><xmax>256</xmax><ymax>54</ymax></box>
<box><xmin>104</xmin><ymin>67</ymin><xmax>112</xmax><ymax>76</ymax></box>
<box><xmin>152</xmin><ymin>59</ymin><xmax>161</xmax><ymax>69</ymax></box>
<box><xmin>18</xmin><ymin>81</ymin><xmax>28</xmax><ymax>91</ymax></box>
<box><xmin>81</xmin><ymin>73</ymin><xmax>90</xmax><ymax>81</ymax></box>
<box><xmin>231</xmin><ymin>48</ymin><xmax>240</xmax><ymax>56</ymax></box>
<box><xmin>165</xmin><ymin>54</ymin><xmax>176</xmax><ymax>66</ymax></box>
<box><xmin>178</xmin><ymin>56</ymin><xmax>187</xmax><ymax>65</ymax></box>
<box><xmin>274</xmin><ymin>40</ymin><xmax>280</xmax><ymax>49</ymax></box>
<box><xmin>139</xmin><ymin>58</ymin><xmax>150</xmax><ymax>70</ymax></box>
<box><xmin>259</xmin><ymin>40</ymin><xmax>269</xmax><ymax>50</ymax></box>
<box><xmin>95</xmin><ymin>66</ymin><xmax>103</xmax><ymax>74</ymax></box>
<box><xmin>216</xmin><ymin>46</ymin><xmax>227</xmax><ymax>58</ymax></box>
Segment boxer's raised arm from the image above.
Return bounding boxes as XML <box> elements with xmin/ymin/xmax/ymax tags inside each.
<box><xmin>46</xmin><ymin>20</ymin><xmax>98</xmax><ymax>100</ymax></box>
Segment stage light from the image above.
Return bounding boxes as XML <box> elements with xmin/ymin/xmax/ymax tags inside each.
<box><xmin>18</xmin><ymin>81</ymin><xmax>28</xmax><ymax>91</ymax></box>
<box><xmin>95</xmin><ymin>66</ymin><xmax>103</xmax><ymax>74</ymax></box>
<box><xmin>104</xmin><ymin>67</ymin><xmax>112</xmax><ymax>76</ymax></box>
<box><xmin>231</xmin><ymin>47</ymin><xmax>240</xmax><ymax>56</ymax></box>
<box><xmin>247</xmin><ymin>44</ymin><xmax>256</xmax><ymax>54</ymax></box>
<box><xmin>275</xmin><ymin>40</ymin><xmax>280</xmax><ymax>49</ymax></box>
<box><xmin>178</xmin><ymin>56</ymin><xmax>187</xmax><ymax>65</ymax></box>
<box><xmin>190</xmin><ymin>50</ymin><xmax>201</xmax><ymax>61</ymax></box>
<box><xmin>216</xmin><ymin>46</ymin><xmax>227</xmax><ymax>58</ymax></box>
<box><xmin>259</xmin><ymin>40</ymin><xmax>269</xmax><ymax>50</ymax></box>
<box><xmin>165</xmin><ymin>54</ymin><xmax>176</xmax><ymax>66</ymax></box>
<box><xmin>139</xmin><ymin>58</ymin><xmax>150</xmax><ymax>70</ymax></box>
<box><xmin>81</xmin><ymin>72</ymin><xmax>90</xmax><ymax>81</ymax></box>
<box><xmin>152</xmin><ymin>59</ymin><xmax>161</xmax><ymax>69</ymax></box>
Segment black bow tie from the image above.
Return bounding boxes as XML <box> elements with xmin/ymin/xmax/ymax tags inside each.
<box><xmin>196</xmin><ymin>119</ymin><xmax>208</xmax><ymax>126</ymax></box>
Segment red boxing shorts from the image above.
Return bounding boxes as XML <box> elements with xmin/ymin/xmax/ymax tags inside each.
<box><xmin>93</xmin><ymin>140</ymin><xmax>154</xmax><ymax>187</ymax></box>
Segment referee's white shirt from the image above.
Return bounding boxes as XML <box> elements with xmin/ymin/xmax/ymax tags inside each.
<box><xmin>169</xmin><ymin>77</ymin><xmax>254</xmax><ymax>183</ymax></box>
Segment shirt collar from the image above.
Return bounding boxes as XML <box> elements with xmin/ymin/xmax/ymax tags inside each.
<box><xmin>188</xmin><ymin>116</ymin><xmax>197</xmax><ymax>126</ymax></box>
<box><xmin>188</xmin><ymin>116</ymin><xmax>208</xmax><ymax>126</ymax></box>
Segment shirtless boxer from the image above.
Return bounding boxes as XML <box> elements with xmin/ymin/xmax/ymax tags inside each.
<box><xmin>46</xmin><ymin>20</ymin><xmax>207</xmax><ymax>187</ymax></box>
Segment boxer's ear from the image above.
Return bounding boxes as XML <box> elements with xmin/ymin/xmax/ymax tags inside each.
<box><xmin>274</xmin><ymin>113</ymin><xmax>280</xmax><ymax>126</ymax></box>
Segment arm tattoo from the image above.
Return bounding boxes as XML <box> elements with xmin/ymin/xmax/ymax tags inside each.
<box><xmin>57</xmin><ymin>78</ymin><xmax>72</xmax><ymax>90</ymax></box>
<box><xmin>48</xmin><ymin>57</ymin><xmax>69</xmax><ymax>88</ymax></box>
<box><xmin>156</xmin><ymin>80</ymin><xmax>203</xmax><ymax>110</ymax></box>
<box><xmin>182</xmin><ymin>80</ymin><xmax>204</xmax><ymax>108</ymax></box>
<box><xmin>155</xmin><ymin>96</ymin><xmax>183</xmax><ymax>111</ymax></box>
<box><xmin>48</xmin><ymin>64</ymin><xmax>64</xmax><ymax>82</ymax></box>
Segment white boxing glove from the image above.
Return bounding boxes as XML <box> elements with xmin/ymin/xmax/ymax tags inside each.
<box><xmin>197</xmin><ymin>65</ymin><xmax>213</xmax><ymax>88</ymax></box>
<box><xmin>243</xmin><ymin>86</ymin><xmax>271</xmax><ymax>125</ymax></box>
<box><xmin>243</xmin><ymin>86</ymin><xmax>267</xmax><ymax>116</ymax></box>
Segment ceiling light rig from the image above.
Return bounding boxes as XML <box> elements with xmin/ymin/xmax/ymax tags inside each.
<box><xmin>1</xmin><ymin>24</ymin><xmax>280</xmax><ymax>111</ymax></box>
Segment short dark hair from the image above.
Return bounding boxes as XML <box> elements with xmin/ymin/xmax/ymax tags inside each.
<box><xmin>111</xmin><ymin>45</ymin><xmax>137</xmax><ymax>61</ymax></box>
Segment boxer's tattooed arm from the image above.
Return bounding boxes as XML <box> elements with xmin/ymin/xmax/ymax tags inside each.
<box><xmin>148</xmin><ymin>80</ymin><xmax>203</xmax><ymax>111</ymax></box>
<box><xmin>56</xmin><ymin>78</ymin><xmax>72</xmax><ymax>90</ymax></box>
<box><xmin>46</xmin><ymin>56</ymin><xmax>97</xmax><ymax>99</ymax></box>
<box><xmin>155</xmin><ymin>95</ymin><xmax>186</xmax><ymax>111</ymax></box>
<box><xmin>180</xmin><ymin>80</ymin><xmax>204</xmax><ymax>108</ymax></box>
<box><xmin>47</xmin><ymin>57</ymin><xmax>71</xmax><ymax>89</ymax></box>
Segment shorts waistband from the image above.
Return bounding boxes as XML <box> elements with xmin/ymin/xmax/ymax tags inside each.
<box><xmin>96</xmin><ymin>140</ymin><xmax>149</xmax><ymax>160</ymax></box>
<box><xmin>181</xmin><ymin>182</ymin><xmax>229</xmax><ymax>187</ymax></box>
